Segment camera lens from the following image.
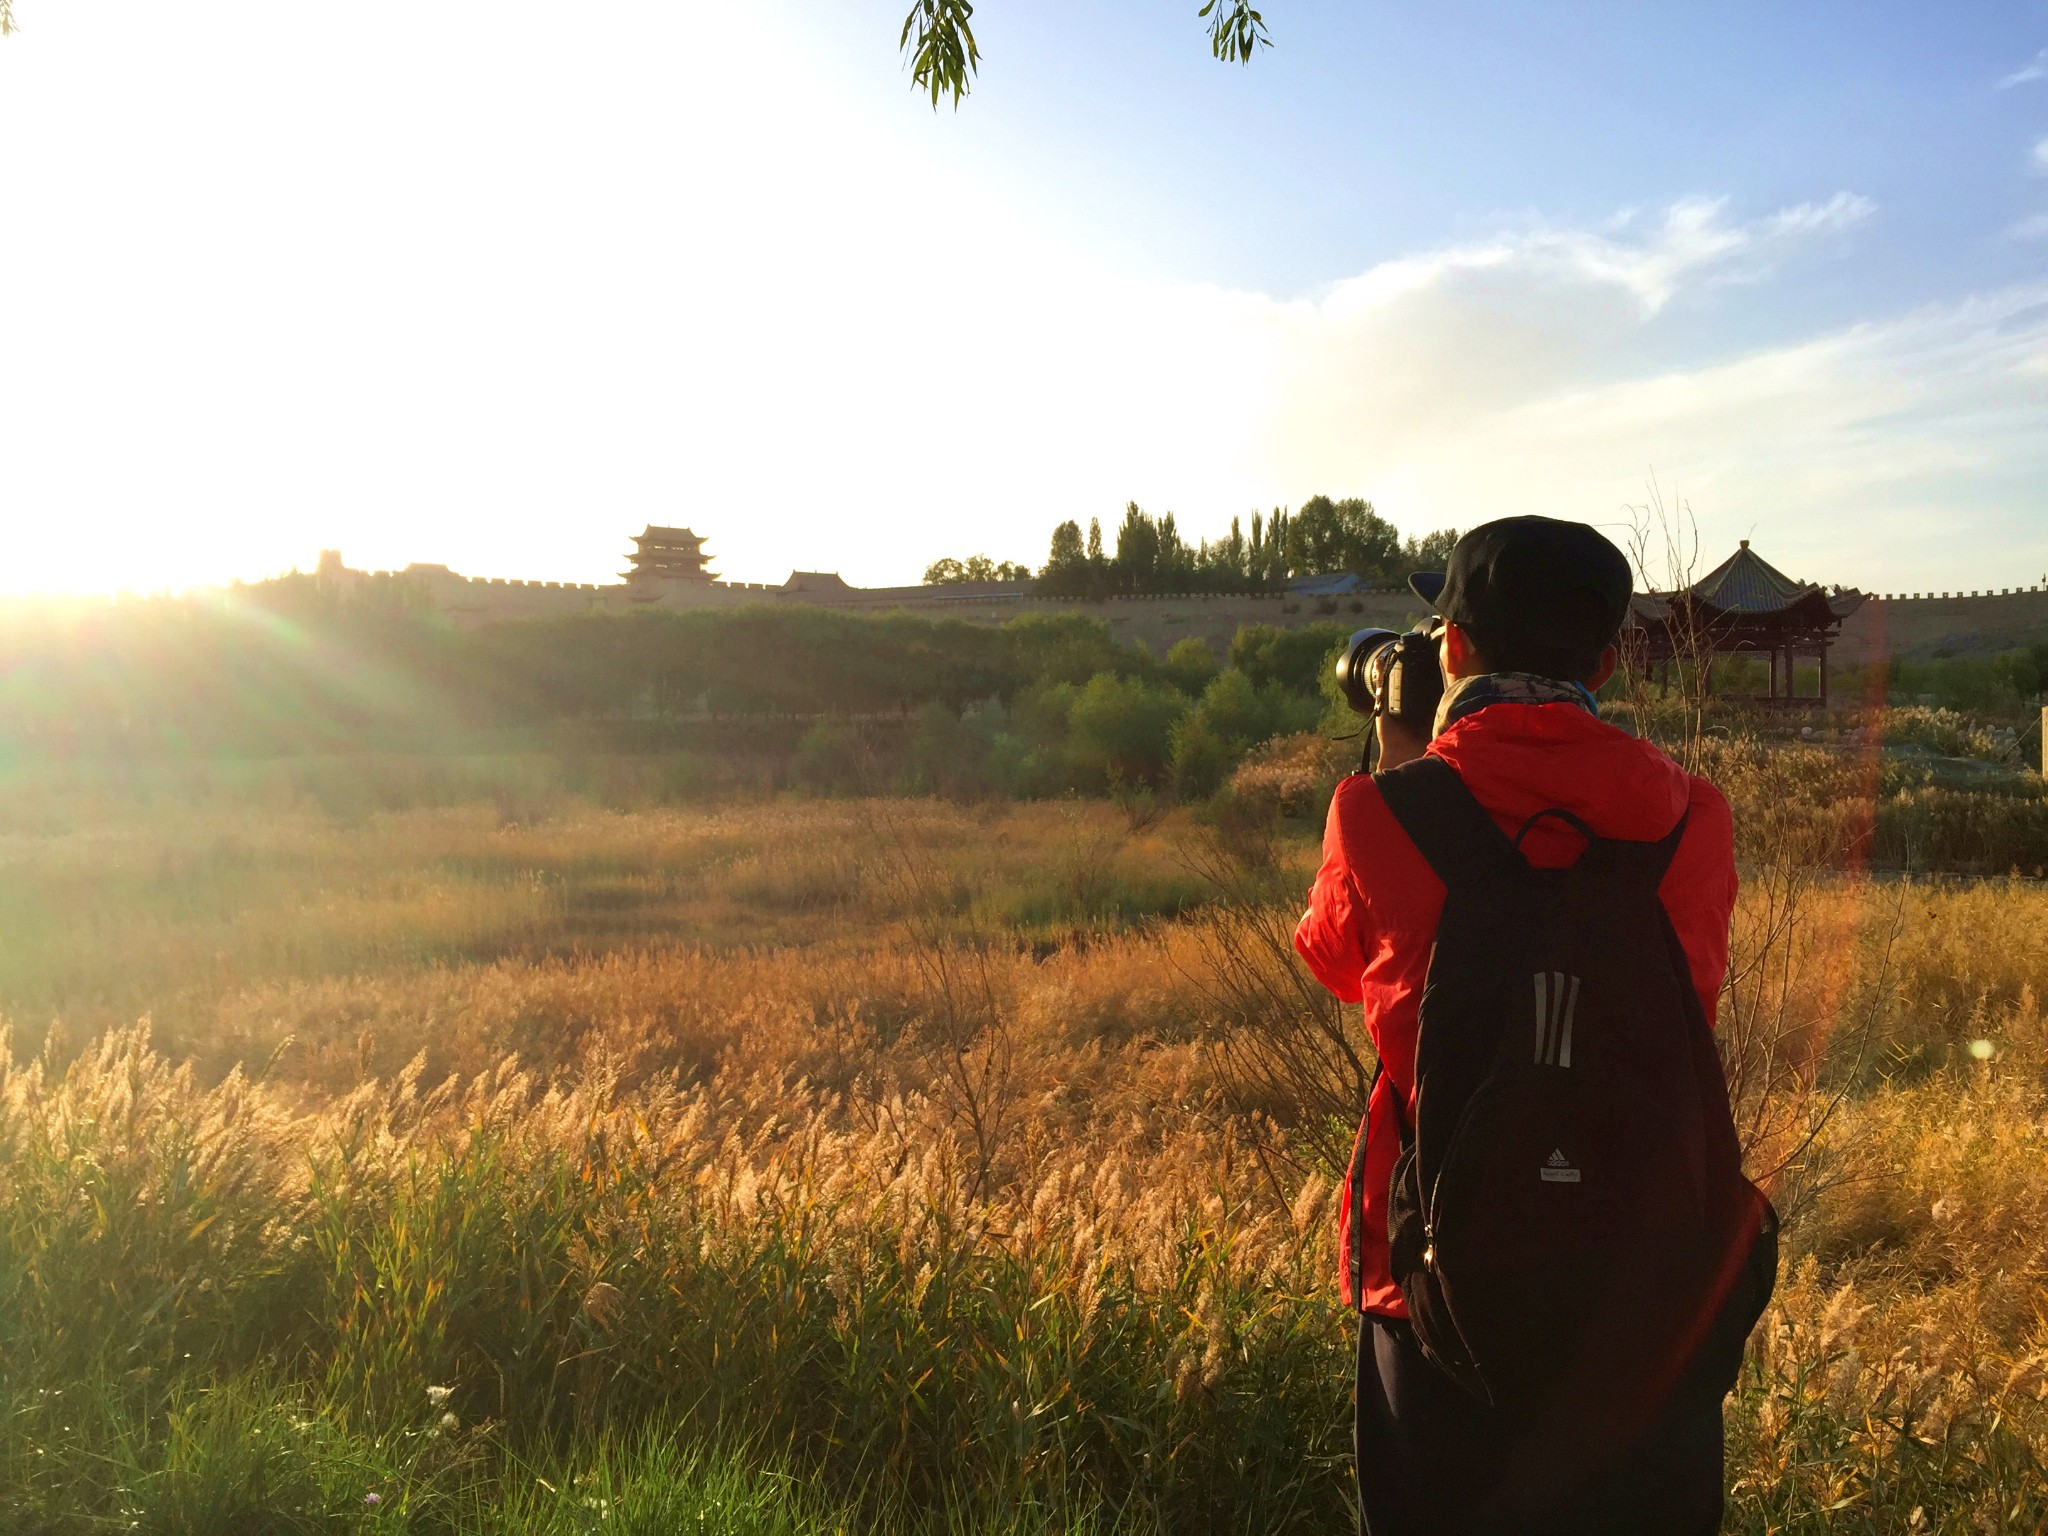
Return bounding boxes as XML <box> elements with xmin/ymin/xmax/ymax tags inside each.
<box><xmin>1336</xmin><ymin>629</ymin><xmax>1401</xmax><ymax>715</ymax></box>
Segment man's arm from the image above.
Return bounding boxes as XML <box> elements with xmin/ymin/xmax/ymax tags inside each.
<box><xmin>1294</xmin><ymin>780</ymin><xmax>1372</xmax><ymax>1003</ymax></box>
<box><xmin>1662</xmin><ymin>775</ymin><xmax>1738</xmax><ymax>1028</ymax></box>
<box><xmin>1375</xmin><ymin>713</ymin><xmax>1431</xmax><ymax>771</ymax></box>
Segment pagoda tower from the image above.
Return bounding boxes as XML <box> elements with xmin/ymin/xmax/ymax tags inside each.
<box><xmin>623</xmin><ymin>525</ymin><xmax>717</xmax><ymax>584</ymax></box>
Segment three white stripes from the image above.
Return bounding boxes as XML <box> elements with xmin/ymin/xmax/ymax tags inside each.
<box><xmin>1533</xmin><ymin>970</ymin><xmax>1580</xmax><ymax>1067</ymax></box>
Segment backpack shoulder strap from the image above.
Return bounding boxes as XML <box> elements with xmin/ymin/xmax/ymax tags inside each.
<box><xmin>1372</xmin><ymin>755</ymin><xmax>1523</xmax><ymax>889</ymax></box>
<box><xmin>1643</xmin><ymin>811</ymin><xmax>1690</xmax><ymax>884</ymax></box>
<box><xmin>1551</xmin><ymin>807</ymin><xmax>1691</xmax><ymax>889</ymax></box>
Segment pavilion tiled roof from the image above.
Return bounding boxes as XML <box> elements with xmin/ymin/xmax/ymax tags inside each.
<box><xmin>1626</xmin><ymin>540</ymin><xmax>1864</xmax><ymax>634</ymax></box>
<box><xmin>1688</xmin><ymin>541</ymin><xmax>1815</xmax><ymax>615</ymax></box>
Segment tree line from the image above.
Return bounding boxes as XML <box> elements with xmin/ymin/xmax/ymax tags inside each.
<box><xmin>0</xmin><ymin>571</ymin><xmax>1369</xmax><ymax>799</ymax></box>
<box><xmin>8</xmin><ymin>575</ymin><xmax>2045</xmax><ymax>804</ymax></box>
<box><xmin>0</xmin><ymin>577</ymin><xmax>1222</xmax><ymax>754</ymax></box>
<box><xmin>924</xmin><ymin>497</ymin><xmax>1459</xmax><ymax>598</ymax></box>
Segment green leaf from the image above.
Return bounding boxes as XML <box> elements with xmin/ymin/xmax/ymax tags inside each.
<box><xmin>900</xmin><ymin>0</ymin><xmax>980</xmax><ymax>109</ymax></box>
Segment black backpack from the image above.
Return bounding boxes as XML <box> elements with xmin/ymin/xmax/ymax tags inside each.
<box><xmin>1365</xmin><ymin>756</ymin><xmax>1777</xmax><ymax>1422</ymax></box>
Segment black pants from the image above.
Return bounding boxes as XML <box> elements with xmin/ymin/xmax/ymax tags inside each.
<box><xmin>1355</xmin><ymin>1317</ymin><xmax>1725</xmax><ymax>1536</ymax></box>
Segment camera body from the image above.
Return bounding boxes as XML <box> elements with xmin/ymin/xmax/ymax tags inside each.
<box><xmin>1335</xmin><ymin>626</ymin><xmax>1445</xmax><ymax>728</ymax></box>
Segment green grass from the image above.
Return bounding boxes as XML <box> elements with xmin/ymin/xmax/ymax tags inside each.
<box><xmin>0</xmin><ymin>1371</ymin><xmax>1150</xmax><ymax>1535</ymax></box>
<box><xmin>1</xmin><ymin>1373</ymin><xmax>855</xmax><ymax>1535</ymax></box>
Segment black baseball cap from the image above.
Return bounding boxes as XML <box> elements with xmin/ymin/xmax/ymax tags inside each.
<box><xmin>1409</xmin><ymin>516</ymin><xmax>1633</xmax><ymax>663</ymax></box>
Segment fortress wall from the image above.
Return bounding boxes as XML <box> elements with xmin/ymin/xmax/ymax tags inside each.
<box><xmin>428</xmin><ymin>575</ymin><xmax>839</xmax><ymax>625</ymax></box>
<box><xmin>418</xmin><ymin>564</ymin><xmax>2048</xmax><ymax>667</ymax></box>
<box><xmin>781</xmin><ymin>585</ymin><xmax>2048</xmax><ymax>669</ymax></box>
<box><xmin>435</xmin><ymin>577</ymin><xmax>1436</xmax><ymax>652</ymax></box>
<box><xmin>1834</xmin><ymin>589</ymin><xmax>2048</xmax><ymax>665</ymax></box>
<box><xmin>785</xmin><ymin>588</ymin><xmax>1437</xmax><ymax>656</ymax></box>
<box><xmin>424</xmin><ymin>575</ymin><xmax>621</xmax><ymax>622</ymax></box>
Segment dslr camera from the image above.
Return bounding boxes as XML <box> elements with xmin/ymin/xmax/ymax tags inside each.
<box><xmin>1334</xmin><ymin>625</ymin><xmax>1445</xmax><ymax>729</ymax></box>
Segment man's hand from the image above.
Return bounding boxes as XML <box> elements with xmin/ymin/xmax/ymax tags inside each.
<box><xmin>1376</xmin><ymin>715</ymin><xmax>1431</xmax><ymax>771</ymax></box>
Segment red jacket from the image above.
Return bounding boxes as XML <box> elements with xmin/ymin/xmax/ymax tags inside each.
<box><xmin>1293</xmin><ymin>702</ymin><xmax>1738</xmax><ymax>1317</ymax></box>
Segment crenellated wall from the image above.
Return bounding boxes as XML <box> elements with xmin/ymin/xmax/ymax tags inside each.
<box><xmin>403</xmin><ymin>563</ymin><xmax>1437</xmax><ymax>653</ymax></box>
<box><xmin>776</xmin><ymin>586</ymin><xmax>1437</xmax><ymax>657</ymax></box>
<box><xmin>1833</xmin><ymin>587</ymin><xmax>2048</xmax><ymax>665</ymax></box>
<box><xmin>391</xmin><ymin>560</ymin><xmax>2048</xmax><ymax>666</ymax></box>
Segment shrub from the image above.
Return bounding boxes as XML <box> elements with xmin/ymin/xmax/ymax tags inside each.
<box><xmin>1875</xmin><ymin>786</ymin><xmax>2048</xmax><ymax>874</ymax></box>
<box><xmin>792</xmin><ymin>722</ymin><xmax>867</xmax><ymax>796</ymax></box>
<box><xmin>1227</xmin><ymin>623</ymin><xmax>1350</xmax><ymax>695</ymax></box>
<box><xmin>1228</xmin><ymin>732</ymin><xmax>1352</xmax><ymax>817</ymax></box>
<box><xmin>1874</xmin><ymin>706</ymin><xmax>2022</xmax><ymax>763</ymax></box>
<box><xmin>1001</xmin><ymin>612</ymin><xmax>1135</xmax><ymax>688</ymax></box>
<box><xmin>1889</xmin><ymin>654</ymin><xmax>2032</xmax><ymax>713</ymax></box>
<box><xmin>1159</xmin><ymin>637</ymin><xmax>1221</xmax><ymax>696</ymax></box>
<box><xmin>1165</xmin><ymin>672</ymin><xmax>1325</xmax><ymax>800</ymax></box>
<box><xmin>1200</xmin><ymin>668</ymin><xmax>1322</xmax><ymax>747</ymax></box>
<box><xmin>1064</xmin><ymin>674</ymin><xmax>1188</xmax><ymax>787</ymax></box>
<box><xmin>1168</xmin><ymin>713</ymin><xmax>1233</xmax><ymax>799</ymax></box>
<box><xmin>904</xmin><ymin>701</ymin><xmax>992</xmax><ymax>797</ymax></box>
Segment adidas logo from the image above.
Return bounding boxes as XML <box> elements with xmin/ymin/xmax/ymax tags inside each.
<box><xmin>1547</xmin><ymin>1149</ymin><xmax>1569</xmax><ymax>1166</ymax></box>
<box><xmin>1540</xmin><ymin>1148</ymin><xmax>1582</xmax><ymax>1185</ymax></box>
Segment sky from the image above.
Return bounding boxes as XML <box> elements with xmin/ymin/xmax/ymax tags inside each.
<box><xmin>1</xmin><ymin>0</ymin><xmax>2046</xmax><ymax>596</ymax></box>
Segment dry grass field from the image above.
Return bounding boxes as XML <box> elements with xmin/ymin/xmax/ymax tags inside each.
<box><xmin>2</xmin><ymin>768</ymin><xmax>2046</xmax><ymax>1533</ymax></box>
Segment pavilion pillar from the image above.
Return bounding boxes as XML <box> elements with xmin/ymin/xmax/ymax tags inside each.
<box><xmin>1818</xmin><ymin>644</ymin><xmax>1829</xmax><ymax>709</ymax></box>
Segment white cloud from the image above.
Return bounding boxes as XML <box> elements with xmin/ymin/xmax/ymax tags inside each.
<box><xmin>1762</xmin><ymin>192</ymin><xmax>1879</xmax><ymax>240</ymax></box>
<box><xmin>1307</xmin><ymin>194</ymin><xmax>1874</xmax><ymax>324</ymax></box>
<box><xmin>2014</xmin><ymin>213</ymin><xmax>2048</xmax><ymax>241</ymax></box>
<box><xmin>1306</xmin><ymin>287</ymin><xmax>2048</xmax><ymax>586</ymax></box>
<box><xmin>2035</xmin><ymin>136</ymin><xmax>2048</xmax><ymax>172</ymax></box>
<box><xmin>1998</xmin><ymin>48</ymin><xmax>2048</xmax><ymax>89</ymax></box>
<box><xmin>1231</xmin><ymin>208</ymin><xmax>2048</xmax><ymax>588</ymax></box>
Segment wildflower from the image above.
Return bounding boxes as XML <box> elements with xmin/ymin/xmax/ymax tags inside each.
<box><xmin>425</xmin><ymin>1385</ymin><xmax>453</xmax><ymax>1405</ymax></box>
<box><xmin>439</xmin><ymin>1411</ymin><xmax>458</xmax><ymax>1432</ymax></box>
<box><xmin>363</xmin><ymin>1491</ymin><xmax>381</xmax><ymax>1508</ymax></box>
<box><xmin>1969</xmin><ymin>1038</ymin><xmax>1995</xmax><ymax>1060</ymax></box>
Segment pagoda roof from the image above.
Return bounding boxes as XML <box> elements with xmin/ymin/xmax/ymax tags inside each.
<box><xmin>1688</xmin><ymin>541</ymin><xmax>1816</xmax><ymax>615</ymax></box>
<box><xmin>634</xmin><ymin>524</ymin><xmax>705</xmax><ymax>545</ymax></box>
<box><xmin>1627</xmin><ymin>540</ymin><xmax>1865</xmax><ymax>637</ymax></box>
<box><xmin>782</xmin><ymin>571</ymin><xmax>853</xmax><ymax>593</ymax></box>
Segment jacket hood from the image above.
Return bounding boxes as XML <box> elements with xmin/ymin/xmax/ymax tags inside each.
<box><xmin>1427</xmin><ymin>701</ymin><xmax>1692</xmax><ymax>844</ymax></box>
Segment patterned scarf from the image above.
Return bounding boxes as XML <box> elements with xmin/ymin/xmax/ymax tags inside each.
<box><xmin>1434</xmin><ymin>671</ymin><xmax>1600</xmax><ymax>737</ymax></box>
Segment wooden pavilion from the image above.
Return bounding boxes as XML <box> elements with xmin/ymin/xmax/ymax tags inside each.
<box><xmin>1626</xmin><ymin>541</ymin><xmax>1865</xmax><ymax>708</ymax></box>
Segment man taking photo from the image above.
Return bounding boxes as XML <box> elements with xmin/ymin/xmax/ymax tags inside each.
<box><xmin>1295</xmin><ymin>517</ymin><xmax>1775</xmax><ymax>1536</ymax></box>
